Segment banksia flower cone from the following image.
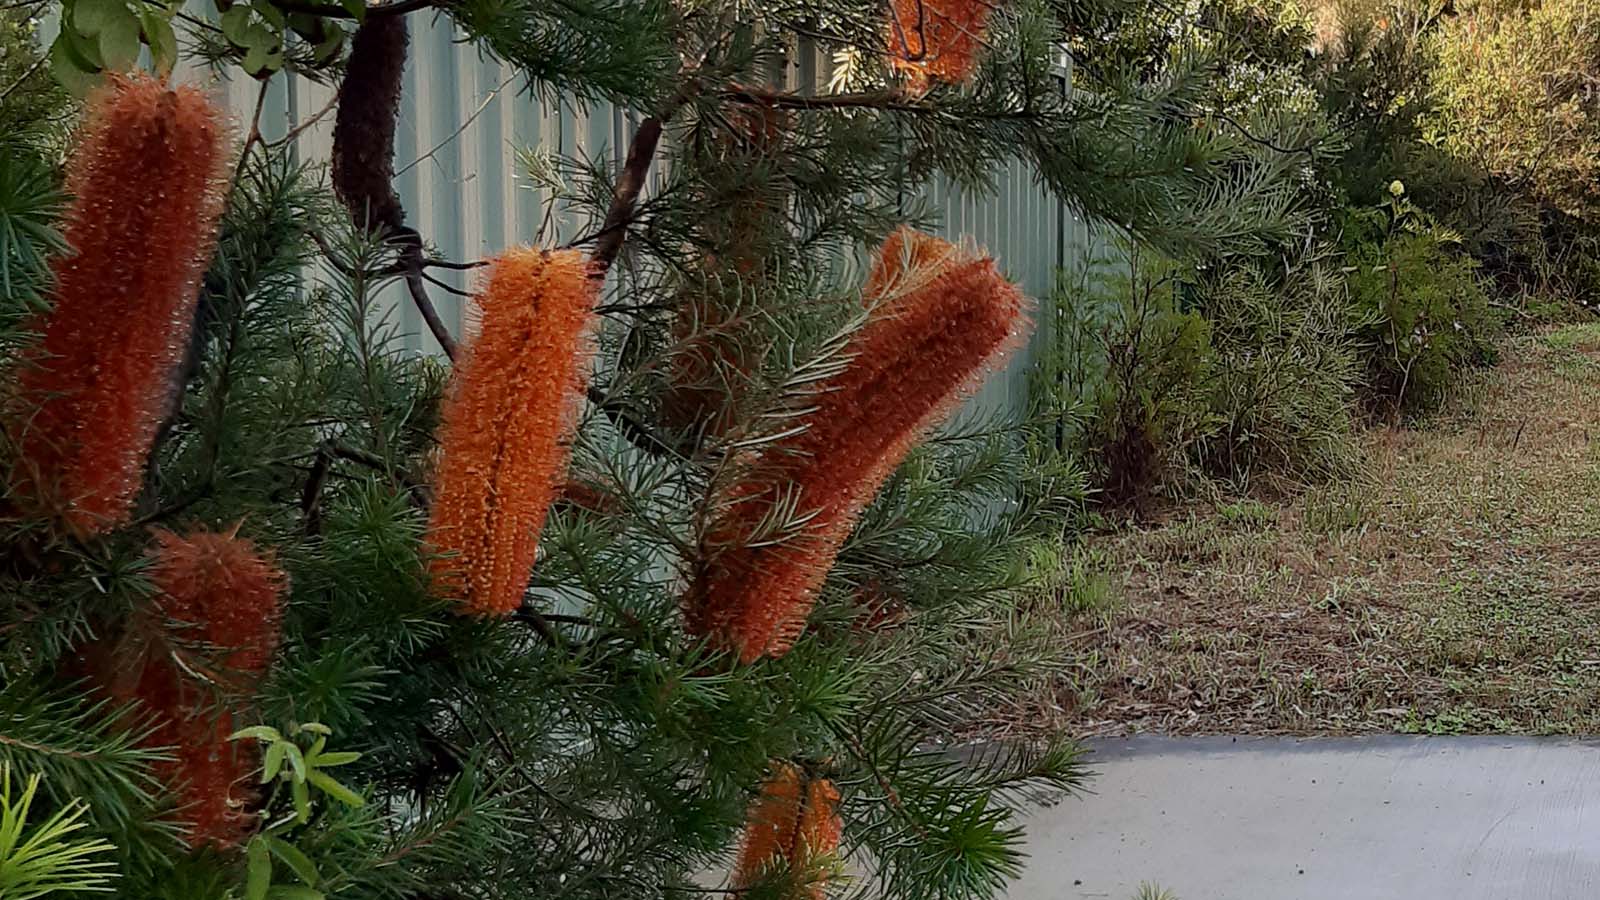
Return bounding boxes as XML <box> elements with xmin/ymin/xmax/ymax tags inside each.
<box><xmin>886</xmin><ymin>0</ymin><xmax>996</xmax><ymax>89</ymax></box>
<box><xmin>332</xmin><ymin>15</ymin><xmax>407</xmax><ymax>232</ymax></box>
<box><xmin>74</xmin><ymin>528</ymin><xmax>285</xmax><ymax>849</ymax></box>
<box><xmin>685</xmin><ymin>228</ymin><xmax>1025</xmax><ymax>662</ymax></box>
<box><xmin>427</xmin><ymin>249</ymin><xmax>598</xmax><ymax>616</ymax></box>
<box><xmin>148</xmin><ymin>526</ymin><xmax>286</xmax><ymax>680</ymax></box>
<box><xmin>733</xmin><ymin>762</ymin><xmax>843</xmax><ymax>899</ymax></box>
<box><xmin>9</xmin><ymin>74</ymin><xmax>229</xmax><ymax>536</ymax></box>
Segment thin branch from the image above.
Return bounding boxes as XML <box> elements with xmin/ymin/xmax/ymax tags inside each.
<box><xmin>300</xmin><ymin>445</ymin><xmax>334</xmax><ymax>536</ymax></box>
<box><xmin>584</xmin><ymin>385</ymin><xmax>680</xmax><ymax>459</ymax></box>
<box><xmin>421</xmin><ymin>270</ymin><xmax>475</xmax><ymax>297</ymax></box>
<box><xmin>511</xmin><ymin>603</ymin><xmax>567</xmax><ymax>648</ymax></box>
<box><xmin>588</xmin><ymin>83</ymin><xmax>700</xmax><ymax>281</ymax></box>
<box><xmin>0</xmin><ymin>53</ymin><xmax>47</xmax><ymax>104</ymax></box>
<box><xmin>396</xmin><ymin>228</ymin><xmax>461</xmax><ymax>361</ymax></box>
<box><xmin>395</xmin><ymin>73</ymin><xmax>519</xmax><ymax>177</ymax></box>
<box><xmin>268</xmin><ymin>91</ymin><xmax>340</xmax><ymax>149</ymax></box>
<box><xmin>722</xmin><ymin>85</ymin><xmax>926</xmax><ymax>113</ymax></box>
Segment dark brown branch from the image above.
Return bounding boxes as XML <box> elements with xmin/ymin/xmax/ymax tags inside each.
<box><xmin>400</xmin><ymin>234</ymin><xmax>461</xmax><ymax>361</ymax></box>
<box><xmin>300</xmin><ymin>445</ymin><xmax>334</xmax><ymax>536</ymax></box>
<box><xmin>588</xmin><ymin>85</ymin><xmax>700</xmax><ymax>282</ymax></box>
<box><xmin>589</xmin><ymin>116</ymin><xmax>666</xmax><ymax>281</ymax></box>
<box><xmin>512</xmin><ymin>603</ymin><xmax>566</xmax><ymax>648</ymax></box>
<box><xmin>722</xmin><ymin>85</ymin><xmax>924</xmax><ymax>113</ymax></box>
<box><xmin>585</xmin><ymin>386</ymin><xmax>679</xmax><ymax>459</ymax></box>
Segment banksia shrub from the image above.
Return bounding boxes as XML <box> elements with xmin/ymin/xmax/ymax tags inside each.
<box><xmin>74</xmin><ymin>528</ymin><xmax>285</xmax><ymax>848</ymax></box>
<box><xmin>9</xmin><ymin>74</ymin><xmax>229</xmax><ymax>536</ymax></box>
<box><xmin>332</xmin><ymin>15</ymin><xmax>408</xmax><ymax>232</ymax></box>
<box><xmin>733</xmin><ymin>762</ymin><xmax>843</xmax><ymax>899</ymax></box>
<box><xmin>885</xmin><ymin>0</ymin><xmax>996</xmax><ymax>89</ymax></box>
<box><xmin>685</xmin><ymin>229</ymin><xmax>1025</xmax><ymax>662</ymax></box>
<box><xmin>426</xmin><ymin>249</ymin><xmax>598</xmax><ymax>616</ymax></box>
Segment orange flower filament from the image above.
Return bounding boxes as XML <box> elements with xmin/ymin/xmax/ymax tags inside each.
<box><xmin>9</xmin><ymin>74</ymin><xmax>229</xmax><ymax>535</ymax></box>
<box><xmin>886</xmin><ymin>0</ymin><xmax>997</xmax><ymax>89</ymax></box>
<box><xmin>685</xmin><ymin>228</ymin><xmax>1026</xmax><ymax>662</ymax></box>
<box><xmin>733</xmin><ymin>763</ymin><xmax>844</xmax><ymax>899</ymax></box>
<box><xmin>426</xmin><ymin>249</ymin><xmax>598</xmax><ymax>616</ymax></box>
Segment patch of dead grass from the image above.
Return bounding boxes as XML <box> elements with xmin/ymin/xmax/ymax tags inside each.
<box><xmin>1016</xmin><ymin>324</ymin><xmax>1600</xmax><ymax>737</ymax></box>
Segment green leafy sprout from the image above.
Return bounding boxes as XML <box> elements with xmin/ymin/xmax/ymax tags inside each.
<box><xmin>230</xmin><ymin>721</ymin><xmax>365</xmax><ymax>900</ymax></box>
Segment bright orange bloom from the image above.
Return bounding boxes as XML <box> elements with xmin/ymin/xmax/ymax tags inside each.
<box><xmin>73</xmin><ymin>528</ymin><xmax>285</xmax><ymax>849</ymax></box>
<box><xmin>426</xmin><ymin>249</ymin><xmax>598</xmax><ymax>616</ymax></box>
<box><xmin>684</xmin><ymin>229</ymin><xmax>1025</xmax><ymax>662</ymax></box>
<box><xmin>886</xmin><ymin>0</ymin><xmax>996</xmax><ymax>89</ymax></box>
<box><xmin>9</xmin><ymin>74</ymin><xmax>229</xmax><ymax>535</ymax></box>
<box><xmin>733</xmin><ymin>763</ymin><xmax>843</xmax><ymax>898</ymax></box>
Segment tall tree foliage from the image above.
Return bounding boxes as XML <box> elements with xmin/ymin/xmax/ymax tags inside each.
<box><xmin>2</xmin><ymin>0</ymin><xmax>1299</xmax><ymax>897</ymax></box>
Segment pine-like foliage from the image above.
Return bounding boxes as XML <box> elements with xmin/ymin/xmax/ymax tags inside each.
<box><xmin>0</xmin><ymin>0</ymin><xmax>1301</xmax><ymax>896</ymax></box>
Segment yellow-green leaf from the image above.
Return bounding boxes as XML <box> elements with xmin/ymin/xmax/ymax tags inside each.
<box><xmin>96</xmin><ymin>5</ymin><xmax>141</xmax><ymax>72</ymax></box>
<box><xmin>266</xmin><ymin>836</ymin><xmax>320</xmax><ymax>886</ymax></box>
<box><xmin>230</xmin><ymin>725</ymin><xmax>284</xmax><ymax>743</ymax></box>
<box><xmin>220</xmin><ymin>5</ymin><xmax>253</xmax><ymax>46</ymax></box>
<box><xmin>291</xmin><ymin>778</ymin><xmax>310</xmax><ymax>824</ymax></box>
<box><xmin>262</xmin><ymin>740</ymin><xmax>288</xmax><ymax>784</ymax></box>
<box><xmin>311</xmin><ymin>750</ymin><xmax>360</xmax><ymax>768</ymax></box>
<box><xmin>246</xmin><ymin>836</ymin><xmax>273</xmax><ymax>900</ymax></box>
<box><xmin>138</xmin><ymin>8</ymin><xmax>178</xmax><ymax>75</ymax></box>
<box><xmin>306</xmin><ymin>770</ymin><xmax>364</xmax><ymax>808</ymax></box>
<box><xmin>71</xmin><ymin>0</ymin><xmax>127</xmax><ymax>35</ymax></box>
<box><xmin>49</xmin><ymin>33</ymin><xmax>100</xmax><ymax>96</ymax></box>
<box><xmin>266</xmin><ymin>888</ymin><xmax>325</xmax><ymax>900</ymax></box>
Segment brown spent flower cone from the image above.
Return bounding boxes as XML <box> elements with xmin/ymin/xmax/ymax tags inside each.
<box><xmin>426</xmin><ymin>249</ymin><xmax>598</xmax><ymax>616</ymax></box>
<box><xmin>331</xmin><ymin>15</ymin><xmax>408</xmax><ymax>232</ymax></box>
<box><xmin>684</xmin><ymin>227</ymin><xmax>1027</xmax><ymax>662</ymax></box>
<box><xmin>732</xmin><ymin>762</ymin><xmax>844</xmax><ymax>899</ymax></box>
<box><xmin>9</xmin><ymin>74</ymin><xmax>230</xmax><ymax>536</ymax></box>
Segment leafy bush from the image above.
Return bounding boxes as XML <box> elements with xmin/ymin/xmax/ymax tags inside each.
<box><xmin>1037</xmin><ymin>247</ymin><xmax>1364</xmax><ymax>503</ymax></box>
<box><xmin>1340</xmin><ymin>187</ymin><xmax>1503</xmax><ymax>416</ymax></box>
<box><xmin>1427</xmin><ymin>0</ymin><xmax>1600</xmax><ymax>222</ymax></box>
<box><xmin>1190</xmin><ymin>256</ymin><xmax>1363</xmax><ymax>490</ymax></box>
<box><xmin>1040</xmin><ymin>250</ymin><xmax>1214</xmax><ymax>506</ymax></box>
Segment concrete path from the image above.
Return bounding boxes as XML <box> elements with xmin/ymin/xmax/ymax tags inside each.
<box><xmin>1009</xmin><ymin>736</ymin><xmax>1600</xmax><ymax>900</ymax></box>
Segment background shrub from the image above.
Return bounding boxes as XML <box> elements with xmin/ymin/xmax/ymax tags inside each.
<box><xmin>1340</xmin><ymin>190</ymin><xmax>1503</xmax><ymax>417</ymax></box>
<box><xmin>1190</xmin><ymin>256</ymin><xmax>1363</xmax><ymax>490</ymax></box>
<box><xmin>1042</xmin><ymin>250</ymin><xmax>1214</xmax><ymax>507</ymax></box>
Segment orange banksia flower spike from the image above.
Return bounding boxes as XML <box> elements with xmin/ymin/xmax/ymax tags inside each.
<box><xmin>886</xmin><ymin>0</ymin><xmax>998</xmax><ymax>90</ymax></box>
<box><xmin>426</xmin><ymin>249</ymin><xmax>598</xmax><ymax>616</ymax></box>
<box><xmin>733</xmin><ymin>762</ymin><xmax>844</xmax><ymax>899</ymax></box>
<box><xmin>685</xmin><ymin>227</ymin><xmax>1026</xmax><ymax>662</ymax></box>
<box><xmin>74</xmin><ymin>528</ymin><xmax>286</xmax><ymax>849</ymax></box>
<box><xmin>9</xmin><ymin>74</ymin><xmax>230</xmax><ymax>536</ymax></box>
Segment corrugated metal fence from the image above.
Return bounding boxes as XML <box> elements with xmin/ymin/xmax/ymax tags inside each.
<box><xmin>79</xmin><ymin>9</ymin><xmax>1105</xmax><ymax>420</ymax></box>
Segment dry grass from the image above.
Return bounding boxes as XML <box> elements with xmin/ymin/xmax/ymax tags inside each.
<box><xmin>1022</xmin><ymin>323</ymin><xmax>1600</xmax><ymax>737</ymax></box>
